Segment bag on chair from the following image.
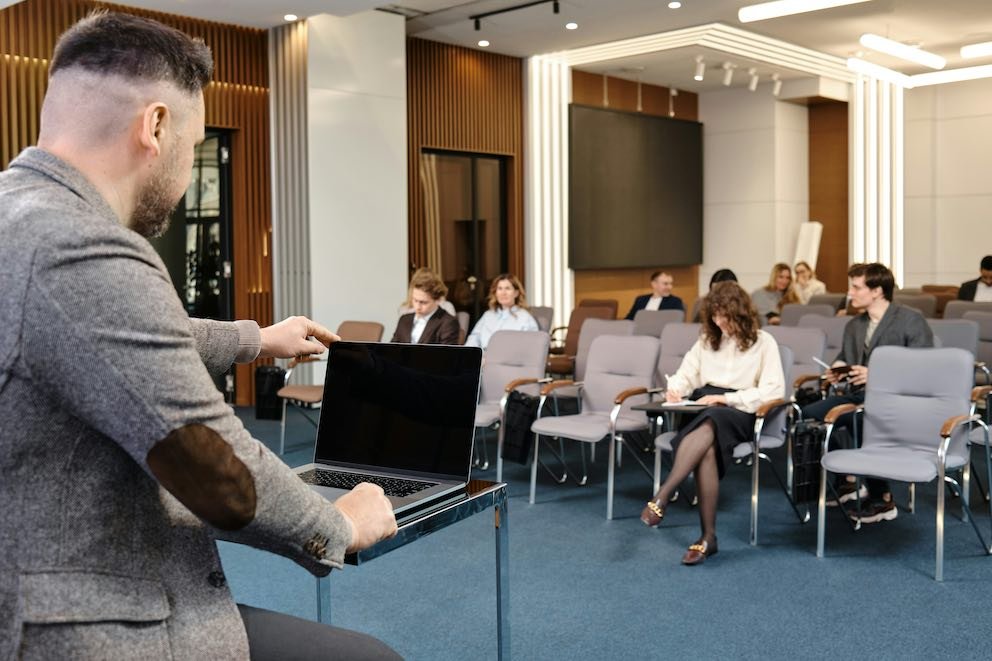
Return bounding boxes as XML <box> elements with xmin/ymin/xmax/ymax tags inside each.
<box><xmin>500</xmin><ymin>390</ymin><xmax>541</xmax><ymax>464</ymax></box>
<box><xmin>792</xmin><ymin>419</ymin><xmax>826</xmax><ymax>503</ymax></box>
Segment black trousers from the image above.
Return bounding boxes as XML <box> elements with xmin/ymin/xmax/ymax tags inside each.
<box><xmin>238</xmin><ymin>604</ymin><xmax>403</xmax><ymax>661</ymax></box>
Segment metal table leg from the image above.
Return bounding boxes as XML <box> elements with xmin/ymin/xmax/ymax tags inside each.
<box><xmin>495</xmin><ymin>487</ymin><xmax>510</xmax><ymax>660</ymax></box>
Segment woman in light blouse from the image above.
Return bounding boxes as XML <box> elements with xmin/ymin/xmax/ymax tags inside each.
<box><xmin>640</xmin><ymin>282</ymin><xmax>785</xmax><ymax>565</ymax></box>
<box><xmin>793</xmin><ymin>260</ymin><xmax>827</xmax><ymax>304</ymax></box>
<box><xmin>465</xmin><ymin>273</ymin><xmax>538</xmax><ymax>349</ymax></box>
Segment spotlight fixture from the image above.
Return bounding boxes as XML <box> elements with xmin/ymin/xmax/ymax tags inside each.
<box><xmin>747</xmin><ymin>68</ymin><xmax>759</xmax><ymax>91</ymax></box>
<box><xmin>738</xmin><ymin>0</ymin><xmax>872</xmax><ymax>23</ymax></box>
<box><xmin>668</xmin><ymin>1</ymin><xmax>682</xmax><ymax>7</ymax></box>
<box><xmin>565</xmin><ymin>22</ymin><xmax>578</xmax><ymax>30</ymax></box>
<box><xmin>283</xmin><ymin>14</ymin><xmax>298</xmax><ymax>21</ymax></box>
<box><xmin>961</xmin><ymin>41</ymin><xmax>992</xmax><ymax>59</ymax></box>
<box><xmin>721</xmin><ymin>62</ymin><xmax>735</xmax><ymax>86</ymax></box>
<box><xmin>859</xmin><ymin>33</ymin><xmax>945</xmax><ymax>70</ymax></box>
<box><xmin>474</xmin><ymin>18</ymin><xmax>480</xmax><ymax>30</ymax></box>
<box><xmin>478</xmin><ymin>39</ymin><xmax>490</xmax><ymax>48</ymax></box>
<box><xmin>694</xmin><ymin>55</ymin><xmax>705</xmax><ymax>81</ymax></box>
<box><xmin>771</xmin><ymin>73</ymin><xmax>782</xmax><ymax>96</ymax></box>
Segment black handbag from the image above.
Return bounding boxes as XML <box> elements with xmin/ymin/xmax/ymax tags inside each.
<box><xmin>500</xmin><ymin>390</ymin><xmax>541</xmax><ymax>464</ymax></box>
<box><xmin>792</xmin><ymin>419</ymin><xmax>827</xmax><ymax>503</ymax></box>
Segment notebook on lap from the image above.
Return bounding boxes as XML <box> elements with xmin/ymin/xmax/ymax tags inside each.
<box><xmin>295</xmin><ymin>341</ymin><xmax>483</xmax><ymax>518</ymax></box>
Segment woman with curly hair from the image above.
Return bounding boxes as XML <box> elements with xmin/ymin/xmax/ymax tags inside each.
<box><xmin>640</xmin><ymin>281</ymin><xmax>784</xmax><ymax>565</ymax></box>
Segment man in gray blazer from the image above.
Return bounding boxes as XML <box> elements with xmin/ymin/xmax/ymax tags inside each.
<box><xmin>802</xmin><ymin>262</ymin><xmax>933</xmax><ymax>524</ymax></box>
<box><xmin>0</xmin><ymin>12</ymin><xmax>399</xmax><ymax>660</ymax></box>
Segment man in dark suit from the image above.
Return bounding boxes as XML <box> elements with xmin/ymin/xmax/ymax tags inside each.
<box><xmin>392</xmin><ymin>268</ymin><xmax>461</xmax><ymax>344</ymax></box>
<box><xmin>802</xmin><ymin>262</ymin><xmax>933</xmax><ymax>525</ymax></box>
<box><xmin>624</xmin><ymin>271</ymin><xmax>685</xmax><ymax>320</ymax></box>
<box><xmin>957</xmin><ymin>255</ymin><xmax>992</xmax><ymax>302</ymax></box>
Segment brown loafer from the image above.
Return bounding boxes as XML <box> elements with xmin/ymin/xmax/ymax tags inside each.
<box><xmin>640</xmin><ymin>498</ymin><xmax>666</xmax><ymax>528</ymax></box>
<box><xmin>681</xmin><ymin>538</ymin><xmax>718</xmax><ymax>565</ymax></box>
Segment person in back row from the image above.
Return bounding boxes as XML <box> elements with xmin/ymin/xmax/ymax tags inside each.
<box><xmin>801</xmin><ymin>262</ymin><xmax>933</xmax><ymax>524</ymax></box>
<box><xmin>624</xmin><ymin>270</ymin><xmax>684</xmax><ymax>319</ymax></box>
<box><xmin>957</xmin><ymin>255</ymin><xmax>992</xmax><ymax>302</ymax></box>
<box><xmin>751</xmin><ymin>262</ymin><xmax>799</xmax><ymax>325</ymax></box>
<box><xmin>793</xmin><ymin>261</ymin><xmax>827</xmax><ymax>304</ymax></box>
<box><xmin>391</xmin><ymin>268</ymin><xmax>460</xmax><ymax>345</ymax></box>
<box><xmin>465</xmin><ymin>273</ymin><xmax>538</xmax><ymax>349</ymax></box>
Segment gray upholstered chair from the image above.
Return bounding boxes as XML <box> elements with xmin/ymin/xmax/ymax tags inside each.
<box><xmin>473</xmin><ymin>330</ymin><xmax>550</xmax><ymax>481</ymax></box>
<box><xmin>963</xmin><ymin>311</ymin><xmax>992</xmax><ymax>384</ymax></box>
<box><xmin>654</xmin><ymin>322</ymin><xmax>702</xmax><ymax>391</ymax></box>
<box><xmin>808</xmin><ymin>293</ymin><xmax>847</xmax><ymax>310</ymax></box>
<box><xmin>816</xmin><ymin>346</ymin><xmax>992</xmax><ymax>581</ymax></box>
<box><xmin>632</xmin><ymin>308</ymin><xmax>685</xmax><ymax>337</ymax></box>
<box><xmin>943</xmin><ymin>301</ymin><xmax>992</xmax><ymax>320</ymax></box>
<box><xmin>929</xmin><ymin>317</ymin><xmax>989</xmax><ymax>385</ymax></box>
<box><xmin>530</xmin><ymin>306</ymin><xmax>554</xmax><ymax>333</ymax></box>
<box><xmin>529</xmin><ymin>335</ymin><xmax>659</xmax><ymax>519</ymax></box>
<box><xmin>766</xmin><ymin>326</ymin><xmax>827</xmax><ymax>386</ymax></box>
<box><xmin>780</xmin><ymin>303</ymin><xmax>835</xmax><ymax>326</ymax></box>
<box><xmin>553</xmin><ymin>319</ymin><xmax>634</xmax><ymax>402</ymax></box>
<box><xmin>456</xmin><ymin>311</ymin><xmax>470</xmax><ymax>344</ymax></box>
<box><xmin>797</xmin><ymin>314</ymin><xmax>852</xmax><ymax>365</ymax></box>
<box><xmin>894</xmin><ymin>292</ymin><xmax>938</xmax><ymax>318</ymax></box>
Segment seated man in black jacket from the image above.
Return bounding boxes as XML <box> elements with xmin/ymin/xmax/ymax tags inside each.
<box><xmin>957</xmin><ymin>255</ymin><xmax>992</xmax><ymax>302</ymax></box>
<box><xmin>802</xmin><ymin>262</ymin><xmax>933</xmax><ymax>524</ymax></box>
<box><xmin>624</xmin><ymin>271</ymin><xmax>684</xmax><ymax>320</ymax></box>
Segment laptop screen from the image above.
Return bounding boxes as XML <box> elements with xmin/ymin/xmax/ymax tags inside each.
<box><xmin>314</xmin><ymin>342</ymin><xmax>483</xmax><ymax>481</ymax></box>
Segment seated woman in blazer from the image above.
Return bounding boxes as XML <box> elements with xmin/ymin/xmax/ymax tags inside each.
<box><xmin>391</xmin><ymin>268</ymin><xmax>460</xmax><ymax>345</ymax></box>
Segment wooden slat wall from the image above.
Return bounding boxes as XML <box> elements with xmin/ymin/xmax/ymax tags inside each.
<box><xmin>0</xmin><ymin>0</ymin><xmax>271</xmax><ymax>405</ymax></box>
<box><xmin>407</xmin><ymin>38</ymin><xmax>524</xmax><ymax>278</ymax></box>
<box><xmin>809</xmin><ymin>100</ymin><xmax>849</xmax><ymax>292</ymax></box>
<box><xmin>570</xmin><ymin>68</ymin><xmax>701</xmax><ymax>316</ymax></box>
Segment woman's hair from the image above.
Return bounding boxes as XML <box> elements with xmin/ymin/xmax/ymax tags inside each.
<box><xmin>764</xmin><ymin>262</ymin><xmax>799</xmax><ymax>308</ymax></box>
<box><xmin>408</xmin><ymin>267</ymin><xmax>447</xmax><ymax>301</ymax></box>
<box><xmin>487</xmin><ymin>273</ymin><xmax>528</xmax><ymax>311</ymax></box>
<box><xmin>701</xmin><ymin>281</ymin><xmax>760</xmax><ymax>352</ymax></box>
<box><xmin>708</xmin><ymin>268</ymin><xmax>738</xmax><ymax>289</ymax></box>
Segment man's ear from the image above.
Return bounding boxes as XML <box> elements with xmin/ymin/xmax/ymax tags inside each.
<box><xmin>138</xmin><ymin>102</ymin><xmax>169</xmax><ymax>157</ymax></box>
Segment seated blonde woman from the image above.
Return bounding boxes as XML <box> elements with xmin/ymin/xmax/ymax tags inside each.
<box><xmin>751</xmin><ymin>262</ymin><xmax>799</xmax><ymax>325</ymax></box>
<box><xmin>465</xmin><ymin>273</ymin><xmax>538</xmax><ymax>349</ymax></box>
<box><xmin>391</xmin><ymin>268</ymin><xmax>460</xmax><ymax>345</ymax></box>
<box><xmin>640</xmin><ymin>282</ymin><xmax>784</xmax><ymax>565</ymax></box>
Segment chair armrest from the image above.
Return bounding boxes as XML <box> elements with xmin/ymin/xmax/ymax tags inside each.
<box><xmin>541</xmin><ymin>380</ymin><xmax>582</xmax><ymax>396</ymax></box>
<box><xmin>972</xmin><ymin>386</ymin><xmax>992</xmax><ymax>402</ymax></box>
<box><xmin>505</xmin><ymin>376</ymin><xmax>552</xmax><ymax>393</ymax></box>
<box><xmin>614</xmin><ymin>387</ymin><xmax>649</xmax><ymax>405</ymax></box>
<box><xmin>824</xmin><ymin>403</ymin><xmax>862</xmax><ymax>424</ymax></box>
<box><xmin>940</xmin><ymin>414</ymin><xmax>980</xmax><ymax>438</ymax></box>
<box><xmin>793</xmin><ymin>373</ymin><xmax>824</xmax><ymax>390</ymax></box>
<box><xmin>755</xmin><ymin>398</ymin><xmax>791</xmax><ymax>418</ymax></box>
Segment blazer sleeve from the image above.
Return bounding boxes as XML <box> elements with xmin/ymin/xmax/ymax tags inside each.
<box><xmin>391</xmin><ymin>314</ymin><xmax>412</xmax><ymax>343</ymax></box>
<box><xmin>435</xmin><ymin>313</ymin><xmax>461</xmax><ymax>345</ymax></box>
<box><xmin>903</xmin><ymin>309</ymin><xmax>935</xmax><ymax>348</ymax></box>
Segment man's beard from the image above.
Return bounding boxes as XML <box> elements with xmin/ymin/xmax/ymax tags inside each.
<box><xmin>131</xmin><ymin>150</ymin><xmax>184</xmax><ymax>238</ymax></box>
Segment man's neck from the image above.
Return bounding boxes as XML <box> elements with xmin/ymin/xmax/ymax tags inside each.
<box><xmin>866</xmin><ymin>298</ymin><xmax>890</xmax><ymax>322</ymax></box>
<box><xmin>37</xmin><ymin>139</ymin><xmax>134</xmax><ymax>224</ymax></box>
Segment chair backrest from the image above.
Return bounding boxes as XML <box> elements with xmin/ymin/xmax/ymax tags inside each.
<box><xmin>575</xmin><ymin>319</ymin><xmax>634</xmax><ymax>381</ymax></box>
<box><xmin>578</xmin><ymin>298</ymin><xmax>618</xmax><ymax>319</ymax></box>
<box><xmin>336</xmin><ymin>320</ymin><xmax>384</xmax><ymax>341</ymax></box>
<box><xmin>479</xmin><ymin>330</ymin><xmax>550</xmax><ymax>404</ymax></box>
<box><xmin>760</xmin><ymin>344</ymin><xmax>795</xmax><ymax>443</ymax></box>
<box><xmin>562</xmin><ymin>305</ymin><xmax>614</xmax><ymax>355</ymax></box>
<box><xmin>780</xmin><ymin>303</ymin><xmax>835</xmax><ymax>326</ymax></box>
<box><xmin>963</xmin><ymin>311</ymin><xmax>992</xmax><ymax>367</ymax></box>
<box><xmin>632</xmin><ymin>309</ymin><xmax>685</xmax><ymax>337</ymax></box>
<box><xmin>582</xmin><ymin>335</ymin><xmax>659</xmax><ymax>414</ymax></box>
<box><xmin>944</xmin><ymin>300</ymin><xmax>992</xmax><ymax>319</ymax></box>
<box><xmin>927</xmin><ymin>319</ymin><xmax>979</xmax><ymax>357</ymax></box>
<box><xmin>688</xmin><ymin>298</ymin><xmax>703</xmax><ymax>323</ymax></box>
<box><xmin>808</xmin><ymin>293</ymin><xmax>846</xmax><ymax>310</ymax></box>
<box><xmin>765</xmin><ymin>326</ymin><xmax>827</xmax><ymax>381</ymax></box>
<box><xmin>797</xmin><ymin>314</ymin><xmax>852</xmax><ymax>364</ymax></box>
<box><xmin>863</xmin><ymin>347</ymin><xmax>973</xmax><ymax>455</ymax></box>
<box><xmin>456</xmin><ymin>311</ymin><xmax>470</xmax><ymax>344</ymax></box>
<box><xmin>893</xmin><ymin>293</ymin><xmax>937</xmax><ymax>318</ymax></box>
<box><xmin>656</xmin><ymin>322</ymin><xmax>702</xmax><ymax>387</ymax></box>
<box><xmin>530</xmin><ymin>306</ymin><xmax>553</xmax><ymax>332</ymax></box>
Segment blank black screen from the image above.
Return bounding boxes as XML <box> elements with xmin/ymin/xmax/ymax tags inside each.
<box><xmin>569</xmin><ymin>104</ymin><xmax>703</xmax><ymax>269</ymax></box>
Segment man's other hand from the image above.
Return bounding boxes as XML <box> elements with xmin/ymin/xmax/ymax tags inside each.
<box><xmin>259</xmin><ymin>316</ymin><xmax>338</xmax><ymax>359</ymax></box>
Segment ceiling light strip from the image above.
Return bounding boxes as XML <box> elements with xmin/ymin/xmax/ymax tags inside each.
<box><xmin>859</xmin><ymin>33</ymin><xmax>945</xmax><ymax>70</ymax></box>
<box><xmin>846</xmin><ymin>58</ymin><xmax>912</xmax><ymax>87</ymax></box>
<box><xmin>738</xmin><ymin>0</ymin><xmax>872</xmax><ymax>23</ymax></box>
<box><xmin>910</xmin><ymin>64</ymin><xmax>992</xmax><ymax>87</ymax></box>
<box><xmin>961</xmin><ymin>41</ymin><xmax>992</xmax><ymax>59</ymax></box>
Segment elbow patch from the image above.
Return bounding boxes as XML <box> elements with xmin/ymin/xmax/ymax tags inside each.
<box><xmin>147</xmin><ymin>424</ymin><xmax>257</xmax><ymax>531</ymax></box>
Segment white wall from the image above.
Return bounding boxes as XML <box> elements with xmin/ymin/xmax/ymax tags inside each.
<box><xmin>698</xmin><ymin>86</ymin><xmax>809</xmax><ymax>294</ymax></box>
<box><xmin>904</xmin><ymin>78</ymin><xmax>992</xmax><ymax>287</ymax></box>
<box><xmin>307</xmin><ymin>11</ymin><xmax>407</xmax><ymax>358</ymax></box>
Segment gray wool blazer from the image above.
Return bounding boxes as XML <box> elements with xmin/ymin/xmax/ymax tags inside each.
<box><xmin>834</xmin><ymin>302</ymin><xmax>934</xmax><ymax>366</ymax></box>
<box><xmin>0</xmin><ymin>149</ymin><xmax>352</xmax><ymax>659</ymax></box>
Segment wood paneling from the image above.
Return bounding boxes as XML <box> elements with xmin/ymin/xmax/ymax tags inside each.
<box><xmin>570</xmin><ymin>68</ymin><xmax>700</xmax><ymax>311</ymax></box>
<box><xmin>407</xmin><ymin>38</ymin><xmax>524</xmax><ymax>278</ymax></box>
<box><xmin>0</xmin><ymin>0</ymin><xmax>271</xmax><ymax>405</ymax></box>
<box><xmin>809</xmin><ymin>100</ymin><xmax>849</xmax><ymax>292</ymax></box>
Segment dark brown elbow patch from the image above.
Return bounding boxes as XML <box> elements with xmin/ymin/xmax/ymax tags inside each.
<box><xmin>147</xmin><ymin>424</ymin><xmax>257</xmax><ymax>531</ymax></box>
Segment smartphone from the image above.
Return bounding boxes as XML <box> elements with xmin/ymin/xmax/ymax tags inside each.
<box><xmin>812</xmin><ymin>356</ymin><xmax>851</xmax><ymax>374</ymax></box>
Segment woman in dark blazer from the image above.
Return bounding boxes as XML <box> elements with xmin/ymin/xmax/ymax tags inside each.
<box><xmin>391</xmin><ymin>268</ymin><xmax>461</xmax><ymax>345</ymax></box>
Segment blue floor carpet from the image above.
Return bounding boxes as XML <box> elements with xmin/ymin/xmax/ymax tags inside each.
<box><xmin>220</xmin><ymin>408</ymin><xmax>992</xmax><ymax>660</ymax></box>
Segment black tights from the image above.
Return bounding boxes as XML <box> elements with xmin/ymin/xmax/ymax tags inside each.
<box><xmin>654</xmin><ymin>420</ymin><xmax>719</xmax><ymax>544</ymax></box>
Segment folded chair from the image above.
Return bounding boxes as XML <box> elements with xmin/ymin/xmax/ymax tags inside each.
<box><xmin>816</xmin><ymin>346</ymin><xmax>992</xmax><ymax>581</ymax></box>
<box><xmin>472</xmin><ymin>330</ymin><xmax>550</xmax><ymax>481</ymax></box>
<box><xmin>530</xmin><ymin>335</ymin><xmax>660</xmax><ymax>519</ymax></box>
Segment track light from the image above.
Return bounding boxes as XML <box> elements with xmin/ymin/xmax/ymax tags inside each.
<box><xmin>474</xmin><ymin>18</ymin><xmax>480</xmax><ymax>30</ymax></box>
<box><xmin>747</xmin><ymin>68</ymin><xmax>759</xmax><ymax>91</ymax></box>
<box><xmin>722</xmin><ymin>62</ymin><xmax>735</xmax><ymax>86</ymax></box>
<box><xmin>694</xmin><ymin>56</ymin><xmax>705</xmax><ymax>81</ymax></box>
<box><xmin>470</xmin><ymin>0</ymin><xmax>561</xmax><ymax>32</ymax></box>
<box><xmin>553</xmin><ymin>0</ymin><xmax>559</xmax><ymax>13</ymax></box>
<box><xmin>859</xmin><ymin>33</ymin><xmax>945</xmax><ymax>70</ymax></box>
<box><xmin>771</xmin><ymin>73</ymin><xmax>782</xmax><ymax>96</ymax></box>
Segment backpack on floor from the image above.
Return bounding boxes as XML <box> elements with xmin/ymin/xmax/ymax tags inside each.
<box><xmin>500</xmin><ymin>390</ymin><xmax>541</xmax><ymax>465</ymax></box>
<box><xmin>792</xmin><ymin>419</ymin><xmax>827</xmax><ymax>503</ymax></box>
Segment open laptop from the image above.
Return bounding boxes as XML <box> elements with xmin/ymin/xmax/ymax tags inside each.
<box><xmin>295</xmin><ymin>341</ymin><xmax>483</xmax><ymax>518</ymax></box>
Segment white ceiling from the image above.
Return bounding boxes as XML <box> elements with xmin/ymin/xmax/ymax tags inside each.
<box><xmin>107</xmin><ymin>0</ymin><xmax>992</xmax><ymax>92</ymax></box>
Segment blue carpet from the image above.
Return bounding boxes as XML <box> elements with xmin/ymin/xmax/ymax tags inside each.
<box><xmin>221</xmin><ymin>408</ymin><xmax>992</xmax><ymax>659</ymax></box>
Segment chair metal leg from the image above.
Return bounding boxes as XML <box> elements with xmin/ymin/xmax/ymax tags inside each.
<box><xmin>653</xmin><ymin>447</ymin><xmax>661</xmax><ymax>495</ymax></box>
<box><xmin>908</xmin><ymin>483</ymin><xmax>916</xmax><ymax>514</ymax></box>
<box><xmin>937</xmin><ymin>463</ymin><xmax>946</xmax><ymax>581</ymax></box>
<box><xmin>816</xmin><ymin>464</ymin><xmax>828</xmax><ymax>558</ymax></box>
<box><xmin>607</xmin><ymin>434</ymin><xmax>616</xmax><ymax>520</ymax></box>
<box><xmin>750</xmin><ymin>442</ymin><xmax>760</xmax><ymax>546</ymax></box>
<box><xmin>279</xmin><ymin>399</ymin><xmax>288</xmax><ymax>455</ymax></box>
<box><xmin>496</xmin><ymin>423</ymin><xmax>504</xmax><ymax>483</ymax></box>
<box><xmin>529</xmin><ymin>432</ymin><xmax>540</xmax><ymax>504</ymax></box>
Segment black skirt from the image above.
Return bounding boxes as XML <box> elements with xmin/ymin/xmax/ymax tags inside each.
<box><xmin>668</xmin><ymin>393</ymin><xmax>756</xmax><ymax>480</ymax></box>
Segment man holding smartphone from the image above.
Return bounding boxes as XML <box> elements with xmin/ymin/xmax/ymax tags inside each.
<box><xmin>802</xmin><ymin>263</ymin><xmax>933</xmax><ymax>523</ymax></box>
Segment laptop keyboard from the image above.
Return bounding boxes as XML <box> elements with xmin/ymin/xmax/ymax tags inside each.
<box><xmin>299</xmin><ymin>469</ymin><xmax>438</xmax><ymax>498</ymax></box>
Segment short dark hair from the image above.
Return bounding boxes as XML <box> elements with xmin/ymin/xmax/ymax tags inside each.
<box><xmin>50</xmin><ymin>11</ymin><xmax>213</xmax><ymax>94</ymax></box>
<box><xmin>848</xmin><ymin>262</ymin><xmax>895</xmax><ymax>301</ymax></box>
<box><xmin>650</xmin><ymin>271</ymin><xmax>670</xmax><ymax>281</ymax></box>
<box><xmin>708</xmin><ymin>268</ymin><xmax>737</xmax><ymax>289</ymax></box>
<box><xmin>981</xmin><ymin>255</ymin><xmax>992</xmax><ymax>271</ymax></box>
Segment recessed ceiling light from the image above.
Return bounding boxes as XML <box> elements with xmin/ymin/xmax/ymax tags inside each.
<box><xmin>565</xmin><ymin>22</ymin><xmax>578</xmax><ymax>30</ymax></box>
<box><xmin>668</xmin><ymin>1</ymin><xmax>682</xmax><ymax>8</ymax></box>
<box><xmin>283</xmin><ymin>14</ymin><xmax>298</xmax><ymax>22</ymax></box>
<box><xmin>478</xmin><ymin>39</ymin><xmax>490</xmax><ymax>48</ymax></box>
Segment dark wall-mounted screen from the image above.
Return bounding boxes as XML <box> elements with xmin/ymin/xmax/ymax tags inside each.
<box><xmin>568</xmin><ymin>104</ymin><xmax>703</xmax><ymax>270</ymax></box>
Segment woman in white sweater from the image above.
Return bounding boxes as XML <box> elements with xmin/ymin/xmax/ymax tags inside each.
<box><xmin>640</xmin><ymin>281</ymin><xmax>785</xmax><ymax>565</ymax></box>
